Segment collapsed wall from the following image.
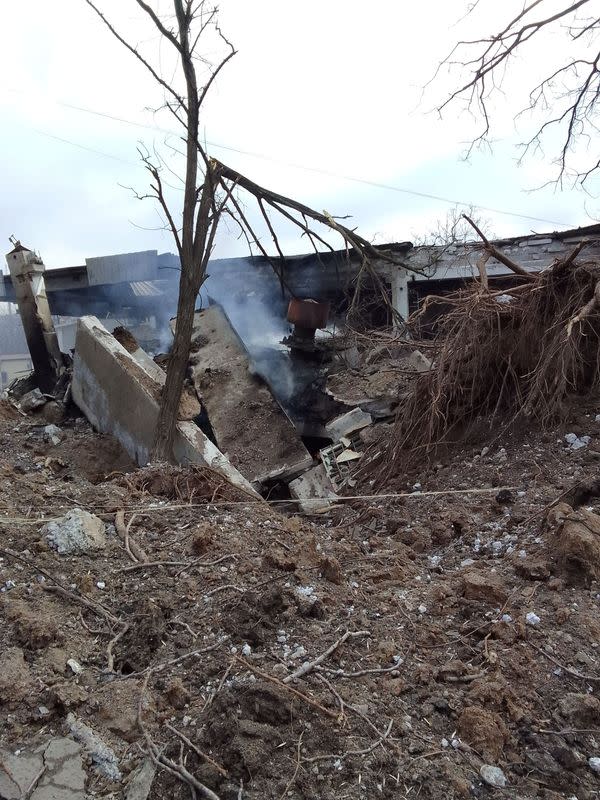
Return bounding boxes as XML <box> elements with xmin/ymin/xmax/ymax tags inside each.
<box><xmin>179</xmin><ymin>306</ymin><xmax>314</xmax><ymax>486</ymax></box>
<box><xmin>71</xmin><ymin>315</ymin><xmax>258</xmax><ymax>496</ymax></box>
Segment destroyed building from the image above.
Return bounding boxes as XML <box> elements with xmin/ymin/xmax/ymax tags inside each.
<box><xmin>3</xmin><ymin>224</ymin><xmax>600</xmax><ymax>505</ymax></box>
<box><xmin>4</xmin><ymin>224</ymin><xmax>600</xmax><ymax>800</ymax></box>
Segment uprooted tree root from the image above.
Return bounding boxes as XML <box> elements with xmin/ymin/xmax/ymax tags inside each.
<box><xmin>377</xmin><ymin>245</ymin><xmax>600</xmax><ymax>476</ymax></box>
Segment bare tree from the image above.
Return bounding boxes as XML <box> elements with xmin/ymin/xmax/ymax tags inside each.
<box><xmin>435</xmin><ymin>0</ymin><xmax>600</xmax><ymax>186</ymax></box>
<box><xmin>84</xmin><ymin>1</ymin><xmax>410</xmax><ymax>463</ymax></box>
<box><xmin>84</xmin><ymin>0</ymin><xmax>236</xmax><ymax>458</ymax></box>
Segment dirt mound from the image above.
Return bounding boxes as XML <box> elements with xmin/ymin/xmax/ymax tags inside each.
<box><xmin>121</xmin><ymin>463</ymin><xmax>250</xmax><ymax>502</ymax></box>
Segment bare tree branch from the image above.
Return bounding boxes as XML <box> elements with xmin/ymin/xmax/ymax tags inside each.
<box><xmin>83</xmin><ymin>0</ymin><xmax>186</xmax><ymax>109</ymax></box>
<box><xmin>434</xmin><ymin>0</ymin><xmax>600</xmax><ymax>184</ymax></box>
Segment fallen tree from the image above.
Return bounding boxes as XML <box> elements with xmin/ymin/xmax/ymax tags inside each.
<box><xmin>378</xmin><ymin>217</ymin><xmax>600</xmax><ymax>476</ymax></box>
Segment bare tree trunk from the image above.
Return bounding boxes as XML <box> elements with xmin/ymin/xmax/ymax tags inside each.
<box><xmin>153</xmin><ymin>166</ymin><xmax>217</xmax><ymax>460</ymax></box>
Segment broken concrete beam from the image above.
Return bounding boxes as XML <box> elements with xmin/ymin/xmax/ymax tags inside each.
<box><xmin>177</xmin><ymin>306</ymin><xmax>313</xmax><ymax>485</ymax></box>
<box><xmin>112</xmin><ymin>326</ymin><xmax>200</xmax><ymax>420</ymax></box>
<box><xmin>72</xmin><ymin>316</ymin><xmax>257</xmax><ymax>497</ymax></box>
<box><xmin>289</xmin><ymin>463</ymin><xmax>338</xmax><ymax>513</ymax></box>
<box><xmin>325</xmin><ymin>408</ymin><xmax>372</xmax><ymax>442</ymax></box>
<box><xmin>5</xmin><ymin>242</ymin><xmax>64</xmax><ymax>393</ymax></box>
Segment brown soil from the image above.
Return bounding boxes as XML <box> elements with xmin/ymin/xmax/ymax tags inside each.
<box><xmin>2</xmin><ymin>405</ymin><xmax>600</xmax><ymax>799</ymax></box>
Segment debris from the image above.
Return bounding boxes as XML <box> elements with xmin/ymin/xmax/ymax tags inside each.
<box><xmin>479</xmin><ymin>764</ymin><xmax>507</xmax><ymax>788</ymax></box>
<box><xmin>19</xmin><ymin>388</ymin><xmax>47</xmax><ymax>413</ymax></box>
<box><xmin>43</xmin><ymin>423</ymin><xmax>63</xmax><ymax>445</ymax></box>
<box><xmin>182</xmin><ymin>306</ymin><xmax>313</xmax><ymax>484</ymax></box>
<box><xmin>72</xmin><ymin>315</ymin><xmax>257</xmax><ymax>495</ymax></box>
<box><xmin>289</xmin><ymin>464</ymin><xmax>338</xmax><ymax>513</ymax></box>
<box><xmin>565</xmin><ymin>433</ymin><xmax>591</xmax><ymax>450</ymax></box>
<box><xmin>0</xmin><ymin>647</ymin><xmax>33</xmax><ymax>708</ymax></box>
<box><xmin>559</xmin><ymin>694</ymin><xmax>600</xmax><ymax>726</ymax></box>
<box><xmin>67</xmin><ymin>658</ymin><xmax>84</xmax><ymax>675</ymax></box>
<box><xmin>458</xmin><ymin>706</ymin><xmax>509</xmax><ymax>760</ymax></box>
<box><xmin>125</xmin><ymin>758</ymin><xmax>156</xmax><ymax>800</ymax></box>
<box><xmin>5</xmin><ymin>242</ymin><xmax>65</xmax><ymax>393</ymax></box>
<box><xmin>66</xmin><ymin>712</ymin><xmax>122</xmax><ymax>781</ymax></box>
<box><xmin>525</xmin><ymin>612</ymin><xmax>541</xmax><ymax>626</ymax></box>
<box><xmin>589</xmin><ymin>756</ymin><xmax>600</xmax><ymax>773</ymax></box>
<box><xmin>460</xmin><ymin>570</ymin><xmax>508</xmax><ymax>605</ymax></box>
<box><xmin>43</xmin><ymin>508</ymin><xmax>107</xmax><ymax>555</ymax></box>
<box><xmin>549</xmin><ymin>503</ymin><xmax>600</xmax><ymax>583</ymax></box>
<box><xmin>325</xmin><ymin>408</ymin><xmax>372</xmax><ymax>442</ymax></box>
<box><xmin>0</xmin><ymin>737</ymin><xmax>86</xmax><ymax>800</ymax></box>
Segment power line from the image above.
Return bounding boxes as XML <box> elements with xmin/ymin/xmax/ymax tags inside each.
<box><xmin>6</xmin><ymin>90</ymin><xmax>575</xmax><ymax>228</ymax></box>
<box><xmin>56</xmin><ymin>101</ymin><xmax>576</xmax><ymax>229</ymax></box>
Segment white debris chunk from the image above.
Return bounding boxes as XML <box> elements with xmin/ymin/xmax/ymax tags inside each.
<box><xmin>480</xmin><ymin>764</ymin><xmax>507</xmax><ymax>788</ymax></box>
<box><xmin>589</xmin><ymin>756</ymin><xmax>600</xmax><ymax>773</ymax></box>
<box><xmin>44</xmin><ymin>508</ymin><xmax>106</xmax><ymax>555</ymax></box>
<box><xmin>565</xmin><ymin>433</ymin><xmax>591</xmax><ymax>450</ymax></box>
<box><xmin>526</xmin><ymin>612</ymin><xmax>541</xmax><ymax>626</ymax></box>
<box><xmin>67</xmin><ymin>658</ymin><xmax>83</xmax><ymax>675</ymax></box>
<box><xmin>67</xmin><ymin>712</ymin><xmax>122</xmax><ymax>781</ymax></box>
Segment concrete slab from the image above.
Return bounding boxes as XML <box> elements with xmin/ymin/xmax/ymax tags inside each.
<box><xmin>325</xmin><ymin>408</ymin><xmax>372</xmax><ymax>442</ymax></box>
<box><xmin>0</xmin><ymin>737</ymin><xmax>86</xmax><ymax>800</ymax></box>
<box><xmin>178</xmin><ymin>306</ymin><xmax>313</xmax><ymax>485</ymax></box>
<box><xmin>72</xmin><ymin>316</ymin><xmax>257</xmax><ymax>497</ymax></box>
<box><xmin>289</xmin><ymin>464</ymin><xmax>338</xmax><ymax>513</ymax></box>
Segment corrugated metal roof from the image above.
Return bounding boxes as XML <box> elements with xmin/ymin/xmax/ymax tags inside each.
<box><xmin>129</xmin><ymin>281</ymin><xmax>163</xmax><ymax>297</ymax></box>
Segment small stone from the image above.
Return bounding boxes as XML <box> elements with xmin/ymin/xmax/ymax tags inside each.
<box><xmin>241</xmin><ymin>643</ymin><xmax>252</xmax><ymax>657</ymax></box>
<box><xmin>44</xmin><ymin>509</ymin><xmax>106</xmax><ymax>555</ymax></box>
<box><xmin>96</xmin><ymin>581</ymin><xmax>106</xmax><ymax>590</ymax></box>
<box><xmin>589</xmin><ymin>756</ymin><xmax>600</xmax><ymax>773</ymax></box>
<box><xmin>526</xmin><ymin>611</ymin><xmax>541</xmax><ymax>626</ymax></box>
<box><xmin>19</xmin><ymin>388</ymin><xmax>46</xmax><ymax>413</ymax></box>
<box><xmin>67</xmin><ymin>658</ymin><xmax>83</xmax><ymax>675</ymax></box>
<box><xmin>43</xmin><ymin>424</ymin><xmax>63</xmax><ymax>445</ymax></box>
<box><xmin>479</xmin><ymin>764</ymin><xmax>507</xmax><ymax>788</ymax></box>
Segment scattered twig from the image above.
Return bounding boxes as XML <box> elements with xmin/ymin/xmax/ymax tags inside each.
<box><xmin>115</xmin><ymin>510</ymin><xmax>147</xmax><ymax>563</ymax></box>
<box><xmin>116</xmin><ymin>554</ymin><xmax>236</xmax><ymax>574</ymax></box>
<box><xmin>203</xmin><ymin>583</ymin><xmax>245</xmax><ymax>597</ymax></box>
<box><xmin>165</xmin><ymin>722</ymin><xmax>228</xmax><ymax>777</ymax></box>
<box><xmin>537</xmin><ymin>727</ymin><xmax>600</xmax><ymax>735</ymax></box>
<box><xmin>277</xmin><ymin>732</ymin><xmax>304</xmax><ymax>800</ymax></box>
<box><xmin>283</xmin><ymin>630</ymin><xmax>369</xmax><ymax>684</ymax></box>
<box><xmin>121</xmin><ymin>638</ymin><xmax>228</xmax><ymax>679</ymax></box>
<box><xmin>526</xmin><ymin>641</ymin><xmax>600</xmax><ymax>683</ymax></box>
<box><xmin>44</xmin><ymin>585</ymin><xmax>120</xmax><ymax>626</ymax></box>
<box><xmin>201</xmin><ymin>658</ymin><xmax>235</xmax><ymax>712</ymax></box>
<box><xmin>315</xmin><ymin>662</ymin><xmax>401</xmax><ymax>679</ymax></box>
<box><xmin>136</xmin><ymin>673</ymin><xmax>221</xmax><ymax>800</ymax></box>
<box><xmin>233</xmin><ymin>656</ymin><xmax>338</xmax><ymax>719</ymax></box>
<box><xmin>106</xmin><ymin>623</ymin><xmax>129</xmax><ymax>673</ymax></box>
<box><xmin>302</xmin><ymin>719</ymin><xmax>393</xmax><ymax>764</ymax></box>
<box><xmin>316</xmin><ymin>674</ymin><xmax>396</xmax><ymax>745</ymax></box>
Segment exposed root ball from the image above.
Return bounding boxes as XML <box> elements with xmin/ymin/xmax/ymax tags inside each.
<box><xmin>380</xmin><ymin>252</ymin><xmax>600</xmax><ymax>473</ymax></box>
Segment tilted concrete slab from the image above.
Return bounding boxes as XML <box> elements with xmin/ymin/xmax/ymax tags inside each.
<box><xmin>72</xmin><ymin>316</ymin><xmax>258</xmax><ymax>496</ymax></box>
<box><xmin>289</xmin><ymin>464</ymin><xmax>338</xmax><ymax>513</ymax></box>
<box><xmin>177</xmin><ymin>306</ymin><xmax>313</xmax><ymax>485</ymax></box>
<box><xmin>325</xmin><ymin>408</ymin><xmax>372</xmax><ymax>442</ymax></box>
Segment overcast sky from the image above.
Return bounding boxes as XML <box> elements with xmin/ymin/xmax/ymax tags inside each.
<box><xmin>1</xmin><ymin>0</ymin><xmax>597</xmax><ymax>268</ymax></box>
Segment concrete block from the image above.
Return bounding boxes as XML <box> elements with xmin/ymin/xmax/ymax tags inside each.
<box><xmin>326</xmin><ymin>408</ymin><xmax>372</xmax><ymax>441</ymax></box>
<box><xmin>180</xmin><ymin>306</ymin><xmax>313</xmax><ymax>485</ymax></box>
<box><xmin>72</xmin><ymin>316</ymin><xmax>257</xmax><ymax>496</ymax></box>
<box><xmin>289</xmin><ymin>464</ymin><xmax>338</xmax><ymax>513</ymax></box>
<box><xmin>407</xmin><ymin>349</ymin><xmax>432</xmax><ymax>373</ymax></box>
